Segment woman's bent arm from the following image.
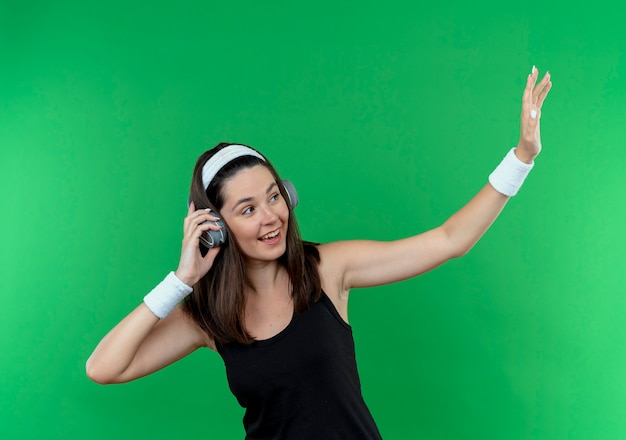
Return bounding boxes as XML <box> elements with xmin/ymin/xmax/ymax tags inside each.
<box><xmin>86</xmin><ymin>304</ymin><xmax>210</xmax><ymax>384</ymax></box>
<box><xmin>86</xmin><ymin>202</ymin><xmax>224</xmax><ymax>384</ymax></box>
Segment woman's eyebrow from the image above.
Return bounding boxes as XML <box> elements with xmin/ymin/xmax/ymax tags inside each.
<box><xmin>231</xmin><ymin>182</ymin><xmax>278</xmax><ymax>212</ymax></box>
<box><xmin>266</xmin><ymin>182</ymin><xmax>278</xmax><ymax>194</ymax></box>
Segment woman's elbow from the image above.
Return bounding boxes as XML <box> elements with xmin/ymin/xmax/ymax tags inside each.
<box><xmin>451</xmin><ymin>243</ymin><xmax>473</xmax><ymax>259</ymax></box>
<box><xmin>442</xmin><ymin>237</ymin><xmax>476</xmax><ymax>260</ymax></box>
<box><xmin>85</xmin><ymin>359</ymin><xmax>122</xmax><ymax>385</ymax></box>
<box><xmin>438</xmin><ymin>226</ymin><xmax>474</xmax><ymax>260</ymax></box>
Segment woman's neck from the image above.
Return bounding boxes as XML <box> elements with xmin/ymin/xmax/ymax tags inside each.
<box><xmin>244</xmin><ymin>260</ymin><xmax>289</xmax><ymax>296</ymax></box>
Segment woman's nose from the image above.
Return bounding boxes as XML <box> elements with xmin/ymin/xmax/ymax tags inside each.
<box><xmin>260</xmin><ymin>205</ymin><xmax>278</xmax><ymax>224</ymax></box>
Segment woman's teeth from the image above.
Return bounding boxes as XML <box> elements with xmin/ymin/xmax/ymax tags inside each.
<box><xmin>261</xmin><ymin>230</ymin><xmax>279</xmax><ymax>240</ymax></box>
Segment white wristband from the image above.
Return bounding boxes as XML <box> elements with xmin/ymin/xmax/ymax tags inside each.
<box><xmin>143</xmin><ymin>272</ymin><xmax>193</xmax><ymax>319</ymax></box>
<box><xmin>488</xmin><ymin>148</ymin><xmax>534</xmax><ymax>197</ymax></box>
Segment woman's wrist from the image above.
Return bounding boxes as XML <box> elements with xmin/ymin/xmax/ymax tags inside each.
<box><xmin>174</xmin><ymin>269</ymin><xmax>196</xmax><ymax>287</ymax></box>
<box><xmin>488</xmin><ymin>148</ymin><xmax>535</xmax><ymax>197</ymax></box>
<box><xmin>143</xmin><ymin>272</ymin><xmax>193</xmax><ymax>319</ymax></box>
<box><xmin>513</xmin><ymin>147</ymin><xmax>537</xmax><ymax>164</ymax></box>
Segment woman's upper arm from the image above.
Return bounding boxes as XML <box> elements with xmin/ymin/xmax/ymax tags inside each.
<box><xmin>318</xmin><ymin>227</ymin><xmax>456</xmax><ymax>290</ymax></box>
<box><xmin>318</xmin><ymin>183</ymin><xmax>513</xmax><ymax>290</ymax></box>
<box><xmin>111</xmin><ymin>306</ymin><xmax>214</xmax><ymax>384</ymax></box>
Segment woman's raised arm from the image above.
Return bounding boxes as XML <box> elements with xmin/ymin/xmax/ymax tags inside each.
<box><xmin>319</xmin><ymin>67</ymin><xmax>552</xmax><ymax>292</ymax></box>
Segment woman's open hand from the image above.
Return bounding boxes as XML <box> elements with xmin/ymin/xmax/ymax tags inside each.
<box><xmin>516</xmin><ymin>66</ymin><xmax>552</xmax><ymax>163</ymax></box>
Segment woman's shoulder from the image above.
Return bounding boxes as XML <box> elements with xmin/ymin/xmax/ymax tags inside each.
<box><xmin>314</xmin><ymin>240</ymin><xmax>360</xmax><ymax>264</ymax></box>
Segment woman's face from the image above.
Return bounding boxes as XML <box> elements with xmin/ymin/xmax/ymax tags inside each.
<box><xmin>219</xmin><ymin>165</ymin><xmax>290</xmax><ymax>264</ymax></box>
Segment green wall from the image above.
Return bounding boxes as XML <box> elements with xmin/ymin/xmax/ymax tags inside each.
<box><xmin>2</xmin><ymin>1</ymin><xmax>625</xmax><ymax>438</ymax></box>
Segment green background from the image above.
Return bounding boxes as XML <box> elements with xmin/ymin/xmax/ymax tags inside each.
<box><xmin>2</xmin><ymin>0</ymin><xmax>625</xmax><ymax>438</ymax></box>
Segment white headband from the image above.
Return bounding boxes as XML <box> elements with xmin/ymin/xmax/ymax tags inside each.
<box><xmin>201</xmin><ymin>144</ymin><xmax>266</xmax><ymax>189</ymax></box>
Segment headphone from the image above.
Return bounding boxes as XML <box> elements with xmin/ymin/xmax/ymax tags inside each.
<box><xmin>196</xmin><ymin>179</ymin><xmax>298</xmax><ymax>249</ymax></box>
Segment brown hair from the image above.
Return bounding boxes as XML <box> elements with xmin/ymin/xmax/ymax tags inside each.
<box><xmin>182</xmin><ymin>143</ymin><xmax>321</xmax><ymax>345</ymax></box>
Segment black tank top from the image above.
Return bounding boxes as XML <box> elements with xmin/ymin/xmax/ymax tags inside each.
<box><xmin>216</xmin><ymin>292</ymin><xmax>382</xmax><ymax>440</ymax></box>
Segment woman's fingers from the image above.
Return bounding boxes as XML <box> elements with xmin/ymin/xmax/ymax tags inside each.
<box><xmin>526</xmin><ymin>69</ymin><xmax>552</xmax><ymax>108</ymax></box>
<box><xmin>522</xmin><ymin>68</ymin><xmax>552</xmax><ymax>123</ymax></box>
<box><xmin>203</xmin><ymin>245</ymin><xmax>222</xmax><ymax>265</ymax></box>
<box><xmin>185</xmin><ymin>222</ymin><xmax>223</xmax><ymax>252</ymax></box>
<box><xmin>522</xmin><ymin>67</ymin><xmax>537</xmax><ymax>106</ymax></box>
<box><xmin>183</xmin><ymin>208</ymin><xmax>221</xmax><ymax>236</ymax></box>
<box><xmin>535</xmin><ymin>74</ymin><xmax>552</xmax><ymax>108</ymax></box>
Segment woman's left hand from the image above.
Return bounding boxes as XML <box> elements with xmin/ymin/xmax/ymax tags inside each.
<box><xmin>516</xmin><ymin>66</ymin><xmax>552</xmax><ymax>163</ymax></box>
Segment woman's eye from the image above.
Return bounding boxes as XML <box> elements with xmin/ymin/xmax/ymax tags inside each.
<box><xmin>270</xmin><ymin>193</ymin><xmax>280</xmax><ymax>202</ymax></box>
<box><xmin>242</xmin><ymin>206</ymin><xmax>254</xmax><ymax>215</ymax></box>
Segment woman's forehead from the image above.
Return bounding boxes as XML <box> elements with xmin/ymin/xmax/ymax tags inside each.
<box><xmin>222</xmin><ymin>165</ymin><xmax>276</xmax><ymax>199</ymax></box>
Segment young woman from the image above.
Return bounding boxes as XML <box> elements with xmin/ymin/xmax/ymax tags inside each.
<box><xmin>87</xmin><ymin>68</ymin><xmax>552</xmax><ymax>439</ymax></box>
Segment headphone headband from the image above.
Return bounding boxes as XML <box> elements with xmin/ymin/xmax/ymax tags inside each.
<box><xmin>201</xmin><ymin>144</ymin><xmax>265</xmax><ymax>190</ymax></box>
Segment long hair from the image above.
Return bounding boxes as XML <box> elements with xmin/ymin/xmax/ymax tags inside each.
<box><xmin>182</xmin><ymin>143</ymin><xmax>321</xmax><ymax>345</ymax></box>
